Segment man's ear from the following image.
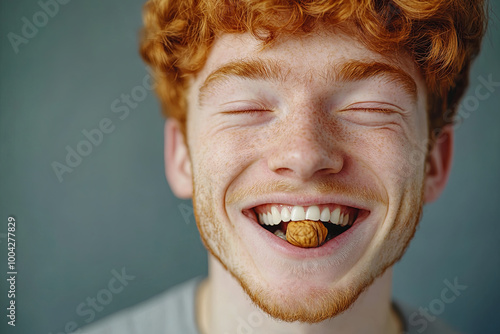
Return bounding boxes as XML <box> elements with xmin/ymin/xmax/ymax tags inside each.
<box><xmin>424</xmin><ymin>125</ymin><xmax>454</xmax><ymax>203</ymax></box>
<box><xmin>164</xmin><ymin>119</ymin><xmax>193</xmax><ymax>199</ymax></box>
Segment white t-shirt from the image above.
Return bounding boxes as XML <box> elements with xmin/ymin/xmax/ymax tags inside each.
<box><xmin>78</xmin><ymin>277</ymin><xmax>459</xmax><ymax>334</ymax></box>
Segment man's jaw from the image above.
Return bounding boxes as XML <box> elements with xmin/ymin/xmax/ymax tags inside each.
<box><xmin>195</xmin><ymin>191</ymin><xmax>395</xmax><ymax>324</ymax></box>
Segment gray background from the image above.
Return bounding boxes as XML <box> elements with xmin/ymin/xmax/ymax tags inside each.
<box><xmin>0</xmin><ymin>1</ymin><xmax>499</xmax><ymax>333</ymax></box>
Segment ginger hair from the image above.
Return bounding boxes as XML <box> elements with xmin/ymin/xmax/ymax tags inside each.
<box><xmin>139</xmin><ymin>0</ymin><xmax>487</xmax><ymax>139</ymax></box>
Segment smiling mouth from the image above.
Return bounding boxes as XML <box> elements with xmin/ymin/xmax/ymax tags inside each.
<box><xmin>249</xmin><ymin>204</ymin><xmax>362</xmax><ymax>247</ymax></box>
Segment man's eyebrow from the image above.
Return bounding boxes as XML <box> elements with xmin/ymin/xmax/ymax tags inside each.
<box><xmin>333</xmin><ymin>60</ymin><xmax>418</xmax><ymax>100</ymax></box>
<box><xmin>198</xmin><ymin>59</ymin><xmax>287</xmax><ymax>104</ymax></box>
<box><xmin>198</xmin><ymin>58</ymin><xmax>417</xmax><ymax>105</ymax></box>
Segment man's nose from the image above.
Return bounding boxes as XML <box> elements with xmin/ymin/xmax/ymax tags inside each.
<box><xmin>267</xmin><ymin>112</ymin><xmax>344</xmax><ymax>180</ymax></box>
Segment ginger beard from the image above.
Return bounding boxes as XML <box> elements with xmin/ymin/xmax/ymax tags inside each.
<box><xmin>191</xmin><ymin>170</ymin><xmax>426</xmax><ymax>323</ymax></box>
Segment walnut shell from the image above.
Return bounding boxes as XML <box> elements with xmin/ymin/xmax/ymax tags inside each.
<box><xmin>286</xmin><ymin>220</ymin><xmax>328</xmax><ymax>248</ymax></box>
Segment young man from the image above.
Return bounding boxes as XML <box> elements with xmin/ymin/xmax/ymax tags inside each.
<box><xmin>81</xmin><ymin>0</ymin><xmax>486</xmax><ymax>333</ymax></box>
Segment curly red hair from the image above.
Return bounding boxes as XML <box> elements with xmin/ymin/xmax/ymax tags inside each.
<box><xmin>139</xmin><ymin>0</ymin><xmax>487</xmax><ymax>138</ymax></box>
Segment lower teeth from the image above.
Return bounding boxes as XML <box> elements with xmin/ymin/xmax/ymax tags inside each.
<box><xmin>273</xmin><ymin>229</ymin><xmax>287</xmax><ymax>240</ymax></box>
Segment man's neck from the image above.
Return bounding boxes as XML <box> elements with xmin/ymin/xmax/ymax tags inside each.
<box><xmin>197</xmin><ymin>256</ymin><xmax>402</xmax><ymax>334</ymax></box>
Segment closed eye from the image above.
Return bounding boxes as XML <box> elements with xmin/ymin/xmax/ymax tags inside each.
<box><xmin>336</xmin><ymin>105</ymin><xmax>407</xmax><ymax>128</ymax></box>
<box><xmin>342</xmin><ymin>108</ymin><xmax>397</xmax><ymax>114</ymax></box>
<box><xmin>220</xmin><ymin>109</ymin><xmax>272</xmax><ymax>115</ymax></box>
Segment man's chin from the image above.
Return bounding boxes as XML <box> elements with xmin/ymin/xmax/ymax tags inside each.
<box><xmin>233</xmin><ymin>271</ymin><xmax>376</xmax><ymax>323</ymax></box>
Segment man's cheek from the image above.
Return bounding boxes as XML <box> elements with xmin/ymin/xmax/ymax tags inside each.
<box><xmin>350</xmin><ymin>136</ymin><xmax>406</xmax><ymax>176</ymax></box>
<box><xmin>365</xmin><ymin>133</ymin><xmax>425</xmax><ymax>182</ymax></box>
<box><xmin>389</xmin><ymin>142</ymin><xmax>428</xmax><ymax>182</ymax></box>
<box><xmin>202</xmin><ymin>132</ymin><xmax>260</xmax><ymax>169</ymax></box>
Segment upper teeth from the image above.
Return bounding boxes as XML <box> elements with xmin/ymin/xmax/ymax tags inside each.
<box><xmin>257</xmin><ymin>205</ymin><xmax>352</xmax><ymax>226</ymax></box>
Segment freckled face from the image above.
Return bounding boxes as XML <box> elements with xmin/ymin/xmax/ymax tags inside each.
<box><xmin>185</xmin><ymin>28</ymin><xmax>428</xmax><ymax>322</ymax></box>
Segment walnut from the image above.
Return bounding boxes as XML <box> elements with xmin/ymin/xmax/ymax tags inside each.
<box><xmin>286</xmin><ymin>220</ymin><xmax>328</xmax><ymax>248</ymax></box>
